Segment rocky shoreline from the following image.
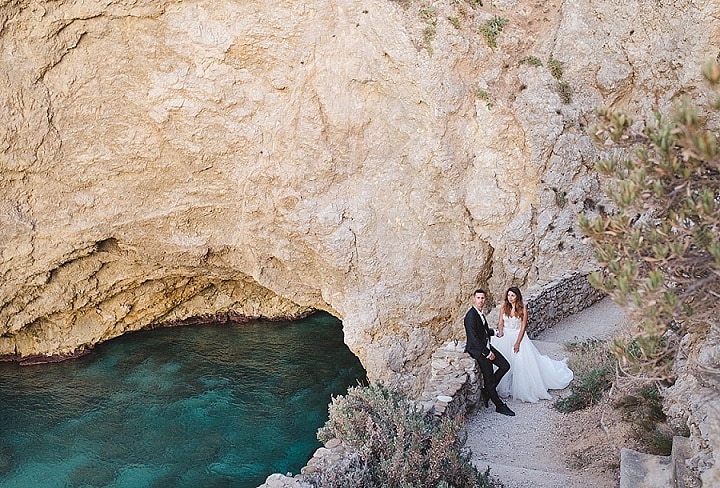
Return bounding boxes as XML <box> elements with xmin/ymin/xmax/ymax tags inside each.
<box><xmin>1</xmin><ymin>348</ymin><xmax>93</xmax><ymax>366</ymax></box>
<box><xmin>0</xmin><ymin>309</ymin><xmax>316</xmax><ymax>366</ymax></box>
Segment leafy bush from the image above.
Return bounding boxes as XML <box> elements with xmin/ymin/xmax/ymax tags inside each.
<box><xmin>580</xmin><ymin>62</ymin><xmax>720</xmax><ymax>380</ymax></box>
<box><xmin>311</xmin><ymin>382</ymin><xmax>502</xmax><ymax>488</ymax></box>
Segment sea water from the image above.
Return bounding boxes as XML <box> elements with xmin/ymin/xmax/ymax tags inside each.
<box><xmin>0</xmin><ymin>312</ymin><xmax>366</xmax><ymax>488</ymax></box>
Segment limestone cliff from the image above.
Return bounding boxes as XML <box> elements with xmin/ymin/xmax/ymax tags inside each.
<box><xmin>1</xmin><ymin>0</ymin><xmax>718</xmax><ymax>392</ymax></box>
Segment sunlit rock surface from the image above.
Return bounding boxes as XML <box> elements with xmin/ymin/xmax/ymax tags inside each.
<box><xmin>1</xmin><ymin>0</ymin><xmax>718</xmax><ymax>391</ymax></box>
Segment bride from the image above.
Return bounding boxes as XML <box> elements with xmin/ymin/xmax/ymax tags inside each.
<box><xmin>491</xmin><ymin>286</ymin><xmax>574</xmax><ymax>403</ymax></box>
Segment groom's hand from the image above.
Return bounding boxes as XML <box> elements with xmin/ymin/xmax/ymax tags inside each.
<box><xmin>487</xmin><ymin>352</ymin><xmax>495</xmax><ymax>360</ymax></box>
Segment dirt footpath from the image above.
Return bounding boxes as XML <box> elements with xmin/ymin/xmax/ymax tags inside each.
<box><xmin>463</xmin><ymin>297</ymin><xmax>628</xmax><ymax>488</ymax></box>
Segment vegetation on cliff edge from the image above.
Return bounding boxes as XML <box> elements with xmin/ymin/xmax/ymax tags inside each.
<box><xmin>581</xmin><ymin>62</ymin><xmax>720</xmax><ymax>382</ymax></box>
<box><xmin>309</xmin><ymin>382</ymin><xmax>501</xmax><ymax>488</ymax></box>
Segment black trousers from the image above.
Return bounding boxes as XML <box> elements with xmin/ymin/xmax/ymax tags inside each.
<box><xmin>475</xmin><ymin>345</ymin><xmax>510</xmax><ymax>408</ymax></box>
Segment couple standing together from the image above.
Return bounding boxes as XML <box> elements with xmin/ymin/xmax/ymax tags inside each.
<box><xmin>463</xmin><ymin>287</ymin><xmax>574</xmax><ymax>416</ymax></box>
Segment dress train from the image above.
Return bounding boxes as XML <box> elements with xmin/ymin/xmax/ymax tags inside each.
<box><xmin>491</xmin><ymin>315</ymin><xmax>573</xmax><ymax>403</ymax></box>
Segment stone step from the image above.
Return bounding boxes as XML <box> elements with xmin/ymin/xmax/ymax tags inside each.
<box><xmin>671</xmin><ymin>435</ymin><xmax>699</xmax><ymax>488</ymax></box>
<box><xmin>480</xmin><ymin>462</ymin><xmax>587</xmax><ymax>488</ymax></box>
<box><xmin>620</xmin><ymin>447</ymin><xmax>672</xmax><ymax>488</ymax></box>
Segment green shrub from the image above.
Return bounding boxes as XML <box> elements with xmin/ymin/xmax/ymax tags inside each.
<box><xmin>312</xmin><ymin>382</ymin><xmax>502</xmax><ymax>488</ymax></box>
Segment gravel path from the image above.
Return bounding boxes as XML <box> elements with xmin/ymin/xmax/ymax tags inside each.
<box><xmin>463</xmin><ymin>297</ymin><xmax>626</xmax><ymax>488</ymax></box>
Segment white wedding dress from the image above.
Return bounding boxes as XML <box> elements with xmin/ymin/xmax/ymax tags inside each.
<box><xmin>491</xmin><ymin>314</ymin><xmax>574</xmax><ymax>403</ymax></box>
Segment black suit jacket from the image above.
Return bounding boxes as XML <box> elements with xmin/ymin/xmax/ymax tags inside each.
<box><xmin>464</xmin><ymin>307</ymin><xmax>494</xmax><ymax>360</ymax></box>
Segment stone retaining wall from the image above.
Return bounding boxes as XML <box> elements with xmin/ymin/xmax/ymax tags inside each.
<box><xmin>524</xmin><ymin>272</ymin><xmax>607</xmax><ymax>338</ymax></box>
<box><xmin>258</xmin><ymin>272</ymin><xmax>604</xmax><ymax>487</ymax></box>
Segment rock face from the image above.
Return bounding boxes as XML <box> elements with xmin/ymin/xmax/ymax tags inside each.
<box><xmin>665</xmin><ymin>323</ymin><xmax>720</xmax><ymax>486</ymax></box>
<box><xmin>0</xmin><ymin>0</ymin><xmax>718</xmax><ymax>390</ymax></box>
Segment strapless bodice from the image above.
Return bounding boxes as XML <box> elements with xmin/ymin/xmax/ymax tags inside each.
<box><xmin>503</xmin><ymin>315</ymin><xmax>522</xmax><ymax>330</ymax></box>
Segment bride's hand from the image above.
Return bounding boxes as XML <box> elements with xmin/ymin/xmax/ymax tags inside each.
<box><xmin>513</xmin><ymin>343</ymin><xmax>520</xmax><ymax>353</ymax></box>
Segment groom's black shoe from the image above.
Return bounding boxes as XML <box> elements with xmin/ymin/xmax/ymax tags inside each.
<box><xmin>481</xmin><ymin>390</ymin><xmax>489</xmax><ymax>408</ymax></box>
<box><xmin>496</xmin><ymin>404</ymin><xmax>515</xmax><ymax>416</ymax></box>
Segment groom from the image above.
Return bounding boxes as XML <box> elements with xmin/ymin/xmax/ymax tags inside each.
<box><xmin>463</xmin><ymin>289</ymin><xmax>515</xmax><ymax>416</ymax></box>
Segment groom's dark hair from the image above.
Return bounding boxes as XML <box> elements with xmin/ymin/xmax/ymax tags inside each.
<box><xmin>473</xmin><ymin>288</ymin><xmax>486</xmax><ymax>296</ymax></box>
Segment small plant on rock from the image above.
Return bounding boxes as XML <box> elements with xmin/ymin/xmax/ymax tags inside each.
<box><xmin>479</xmin><ymin>16</ymin><xmax>509</xmax><ymax>48</ymax></box>
<box><xmin>519</xmin><ymin>55</ymin><xmax>543</xmax><ymax>67</ymax></box>
<box><xmin>552</xmin><ymin>187</ymin><xmax>568</xmax><ymax>208</ymax></box>
<box><xmin>419</xmin><ymin>7</ymin><xmax>438</xmax><ymax>54</ymax></box>
<box><xmin>419</xmin><ymin>6</ymin><xmax>437</xmax><ymax>25</ymax></box>
<box><xmin>423</xmin><ymin>25</ymin><xmax>437</xmax><ymax>54</ymax></box>
<box><xmin>475</xmin><ymin>88</ymin><xmax>493</xmax><ymax>109</ymax></box>
<box><xmin>556</xmin><ymin>80</ymin><xmax>573</xmax><ymax>104</ymax></box>
<box><xmin>548</xmin><ymin>55</ymin><xmax>563</xmax><ymax>79</ymax></box>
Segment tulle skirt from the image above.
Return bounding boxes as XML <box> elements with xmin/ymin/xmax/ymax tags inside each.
<box><xmin>491</xmin><ymin>327</ymin><xmax>574</xmax><ymax>403</ymax></box>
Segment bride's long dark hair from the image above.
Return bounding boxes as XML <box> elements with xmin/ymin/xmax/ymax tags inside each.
<box><xmin>502</xmin><ymin>286</ymin><xmax>525</xmax><ymax>317</ymax></box>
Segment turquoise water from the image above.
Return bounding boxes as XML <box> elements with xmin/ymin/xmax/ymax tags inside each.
<box><xmin>0</xmin><ymin>312</ymin><xmax>366</xmax><ymax>488</ymax></box>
